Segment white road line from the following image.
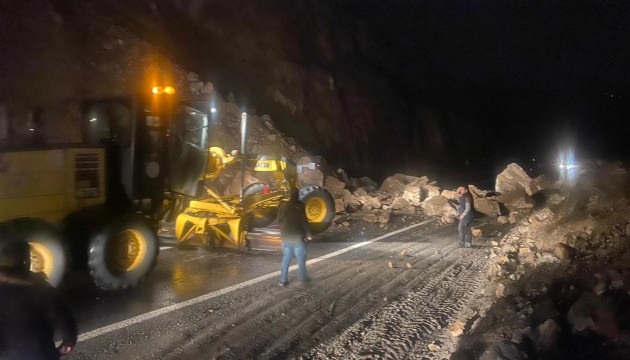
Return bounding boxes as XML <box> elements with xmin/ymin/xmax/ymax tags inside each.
<box><xmin>78</xmin><ymin>219</ymin><xmax>433</xmax><ymax>342</ymax></box>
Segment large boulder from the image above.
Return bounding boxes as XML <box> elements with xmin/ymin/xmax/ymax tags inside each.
<box><xmin>403</xmin><ymin>184</ymin><xmax>422</xmax><ymax>204</ymax></box>
<box><xmin>380</xmin><ymin>173</ymin><xmax>429</xmax><ymax>194</ymax></box>
<box><xmin>390</xmin><ymin>197</ymin><xmax>412</xmax><ymax>210</ymax></box>
<box><xmin>356</xmin><ymin>195</ymin><xmax>382</xmax><ymax>209</ymax></box>
<box><xmin>468</xmin><ymin>184</ymin><xmax>486</xmax><ymax>199</ymax></box>
<box><xmin>441</xmin><ymin>189</ymin><xmax>458</xmax><ymax>201</ymax></box>
<box><xmin>380</xmin><ymin>176</ymin><xmax>406</xmax><ymax>194</ymax></box>
<box><xmin>526</xmin><ymin>174</ymin><xmax>554</xmax><ymax>196</ymax></box>
<box><xmin>495</xmin><ymin>188</ymin><xmax>535</xmax><ymax>212</ymax></box>
<box><xmin>324</xmin><ymin>176</ymin><xmax>346</xmax><ymax>198</ymax></box>
<box><xmin>358</xmin><ymin>177</ymin><xmax>379</xmax><ymax>192</ymax></box>
<box><xmin>474</xmin><ymin>197</ymin><xmax>501</xmax><ymax>217</ymax></box>
<box><xmin>421</xmin><ymin>195</ymin><xmax>457</xmax><ymax>217</ymax></box>
<box><xmin>297</xmin><ymin>155</ymin><xmax>325</xmax><ymax>187</ymax></box>
<box><xmin>334</xmin><ymin>199</ymin><xmax>346</xmax><ymax>214</ymax></box>
<box><xmin>496</xmin><ymin>163</ymin><xmax>533</xmax><ymax>193</ymax></box>
<box><xmin>422</xmin><ymin>185</ymin><xmax>441</xmax><ymax>200</ymax></box>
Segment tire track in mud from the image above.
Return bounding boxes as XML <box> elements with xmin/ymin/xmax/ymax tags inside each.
<box><xmin>164</xmin><ymin>224</ymin><xmax>471</xmax><ymax>359</ymax></box>
<box><xmin>301</xmin><ymin>246</ymin><xmax>486</xmax><ymax>360</ymax></box>
<box><xmin>244</xmin><ymin>229</ymin><xmax>459</xmax><ymax>358</ymax></box>
<box><xmin>72</xmin><ymin>222</ymin><xmax>482</xmax><ymax>360</ymax></box>
<box><xmin>257</xmin><ymin>239</ymin><xmax>459</xmax><ymax>359</ymax></box>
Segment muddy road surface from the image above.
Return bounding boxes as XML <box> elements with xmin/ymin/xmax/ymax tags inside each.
<box><xmin>66</xmin><ymin>216</ymin><xmax>491</xmax><ymax>359</ymax></box>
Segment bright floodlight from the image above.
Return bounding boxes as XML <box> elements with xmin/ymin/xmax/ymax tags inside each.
<box><xmin>210</xmin><ymin>107</ymin><xmax>217</xmax><ymax>113</ymax></box>
<box><xmin>557</xmin><ymin>147</ymin><xmax>579</xmax><ymax>186</ymax></box>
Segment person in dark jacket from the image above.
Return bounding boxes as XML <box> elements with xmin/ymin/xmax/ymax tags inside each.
<box><xmin>278</xmin><ymin>189</ymin><xmax>312</xmax><ymax>287</ymax></box>
<box><xmin>457</xmin><ymin>186</ymin><xmax>474</xmax><ymax>248</ymax></box>
<box><xmin>0</xmin><ymin>239</ymin><xmax>77</xmax><ymax>359</ymax></box>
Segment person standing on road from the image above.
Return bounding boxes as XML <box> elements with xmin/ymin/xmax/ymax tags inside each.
<box><xmin>457</xmin><ymin>186</ymin><xmax>474</xmax><ymax>248</ymax></box>
<box><xmin>278</xmin><ymin>188</ymin><xmax>312</xmax><ymax>287</ymax></box>
<box><xmin>0</xmin><ymin>239</ymin><xmax>77</xmax><ymax>359</ymax></box>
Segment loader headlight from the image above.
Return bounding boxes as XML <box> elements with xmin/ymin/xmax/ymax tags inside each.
<box><xmin>152</xmin><ymin>85</ymin><xmax>176</xmax><ymax>95</ymax></box>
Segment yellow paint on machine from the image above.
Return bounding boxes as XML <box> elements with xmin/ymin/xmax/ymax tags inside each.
<box><xmin>0</xmin><ymin>148</ymin><xmax>106</xmax><ymax>223</ymax></box>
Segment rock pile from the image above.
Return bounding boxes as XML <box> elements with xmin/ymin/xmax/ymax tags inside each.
<box><xmin>476</xmin><ymin>161</ymin><xmax>630</xmax><ymax>359</ymax></box>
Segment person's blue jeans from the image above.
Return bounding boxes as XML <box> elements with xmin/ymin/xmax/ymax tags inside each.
<box><xmin>458</xmin><ymin>215</ymin><xmax>473</xmax><ymax>245</ymax></box>
<box><xmin>280</xmin><ymin>241</ymin><xmax>308</xmax><ymax>283</ymax></box>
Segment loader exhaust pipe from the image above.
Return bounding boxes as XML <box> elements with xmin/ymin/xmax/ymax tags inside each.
<box><xmin>240</xmin><ymin>112</ymin><xmax>248</xmax><ymax>200</ymax></box>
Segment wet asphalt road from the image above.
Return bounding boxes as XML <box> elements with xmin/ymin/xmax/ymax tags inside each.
<box><xmin>59</xmin><ymin>225</ymin><xmax>388</xmax><ymax>337</ymax></box>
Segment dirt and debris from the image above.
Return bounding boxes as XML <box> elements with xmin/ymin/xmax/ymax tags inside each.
<box><xmin>448</xmin><ymin>161</ymin><xmax>630</xmax><ymax>360</ymax></box>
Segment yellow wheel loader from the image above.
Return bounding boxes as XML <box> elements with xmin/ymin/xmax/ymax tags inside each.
<box><xmin>0</xmin><ymin>87</ymin><xmax>208</xmax><ymax>289</ymax></box>
<box><xmin>173</xmin><ymin>152</ymin><xmax>336</xmax><ymax>250</ymax></box>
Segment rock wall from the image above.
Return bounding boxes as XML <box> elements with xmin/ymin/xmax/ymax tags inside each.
<box><xmin>0</xmin><ymin>0</ymin><xmax>445</xmax><ymax>179</ymax></box>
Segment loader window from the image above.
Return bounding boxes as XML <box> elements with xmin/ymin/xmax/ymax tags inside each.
<box><xmin>168</xmin><ymin>106</ymin><xmax>209</xmax><ymax>196</ymax></box>
<box><xmin>83</xmin><ymin>102</ymin><xmax>132</xmax><ymax>146</ymax></box>
<box><xmin>82</xmin><ymin>99</ymin><xmax>135</xmax><ymax>199</ymax></box>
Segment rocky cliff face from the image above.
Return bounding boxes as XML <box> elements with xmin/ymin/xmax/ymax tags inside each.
<box><xmin>1</xmin><ymin>0</ymin><xmax>446</xmax><ymax>181</ymax></box>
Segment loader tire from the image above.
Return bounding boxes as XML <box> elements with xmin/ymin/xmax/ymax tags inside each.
<box><xmin>243</xmin><ymin>183</ymin><xmax>278</xmax><ymax>228</ymax></box>
<box><xmin>299</xmin><ymin>186</ymin><xmax>335</xmax><ymax>234</ymax></box>
<box><xmin>88</xmin><ymin>215</ymin><xmax>158</xmax><ymax>290</ymax></box>
<box><xmin>0</xmin><ymin>218</ymin><xmax>66</xmax><ymax>287</ymax></box>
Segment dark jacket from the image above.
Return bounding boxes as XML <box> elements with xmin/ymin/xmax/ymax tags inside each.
<box><xmin>458</xmin><ymin>192</ymin><xmax>474</xmax><ymax>218</ymax></box>
<box><xmin>0</xmin><ymin>268</ymin><xmax>77</xmax><ymax>360</ymax></box>
<box><xmin>278</xmin><ymin>199</ymin><xmax>310</xmax><ymax>244</ymax></box>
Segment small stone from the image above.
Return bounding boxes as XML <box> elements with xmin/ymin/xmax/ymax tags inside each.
<box><xmin>555</xmin><ymin>243</ymin><xmax>577</xmax><ymax>260</ymax></box>
<box><xmin>526</xmin><ymin>306</ymin><xmax>534</xmax><ymax>315</ymax></box>
<box><xmin>187</xmin><ymin>72</ymin><xmax>199</xmax><ymax>82</ymax></box>
<box><xmin>427</xmin><ymin>342</ymin><xmax>441</xmax><ymax>351</ymax></box>
<box><xmin>497</xmin><ymin>215</ymin><xmax>509</xmax><ymax>224</ymax></box>
<box><xmin>471</xmin><ymin>228</ymin><xmax>483</xmax><ymax>238</ymax></box>
<box><xmin>405</xmin><ymin>262</ymin><xmax>413</xmax><ymax>269</ymax></box>
<box><xmin>496</xmin><ymin>283</ymin><xmax>506</xmax><ymax>298</ymax></box>
<box><xmin>342</xmin><ymin>221</ymin><xmax>351</xmax><ymax>227</ymax></box>
<box><xmin>449</xmin><ymin>320</ymin><xmax>465</xmax><ymax>337</ymax></box>
<box><xmin>536</xmin><ymin>319</ymin><xmax>560</xmax><ymax>352</ymax></box>
<box><xmin>611</xmin><ymin>279</ymin><xmax>624</xmax><ymax>289</ymax></box>
<box><xmin>400</xmin><ymin>248</ymin><xmax>410</xmax><ymax>257</ymax></box>
<box><xmin>480</xmin><ymin>341</ymin><xmax>527</xmax><ymax>360</ymax></box>
<box><xmin>387</xmin><ymin>261</ymin><xmax>394</xmax><ymax>268</ymax></box>
<box><xmin>201</xmin><ymin>82</ymin><xmax>214</xmax><ymax>94</ymax></box>
<box><xmin>189</xmin><ymin>81</ymin><xmax>204</xmax><ymax>93</ymax></box>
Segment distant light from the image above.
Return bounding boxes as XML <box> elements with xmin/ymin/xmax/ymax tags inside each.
<box><xmin>532</xmin><ymin>158</ymin><xmax>535</xmax><ymax>162</ymax></box>
<box><xmin>164</xmin><ymin>86</ymin><xmax>176</xmax><ymax>95</ymax></box>
<box><xmin>28</xmin><ymin>128</ymin><xmax>34</xmax><ymax>131</ymax></box>
<box><xmin>242</xmin><ymin>112</ymin><xmax>247</xmax><ymax>117</ymax></box>
<box><xmin>89</xmin><ymin>118</ymin><xmax>97</xmax><ymax>122</ymax></box>
<box><xmin>152</xmin><ymin>86</ymin><xmax>163</xmax><ymax>95</ymax></box>
<box><xmin>210</xmin><ymin>107</ymin><xmax>217</xmax><ymax>113</ymax></box>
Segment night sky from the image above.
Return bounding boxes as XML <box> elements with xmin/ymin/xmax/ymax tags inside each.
<box><xmin>333</xmin><ymin>1</ymin><xmax>630</xmax><ymax>184</ymax></box>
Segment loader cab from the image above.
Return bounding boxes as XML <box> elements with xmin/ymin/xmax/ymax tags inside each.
<box><xmin>81</xmin><ymin>90</ymin><xmax>208</xmax><ymax>214</ymax></box>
